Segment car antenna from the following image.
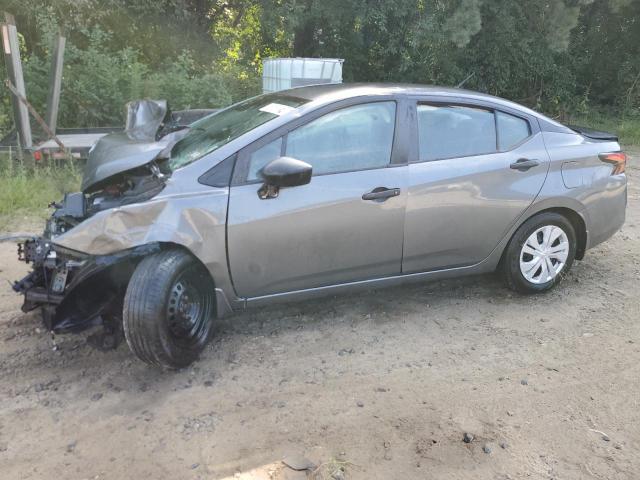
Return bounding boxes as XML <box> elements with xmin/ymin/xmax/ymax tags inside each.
<box><xmin>456</xmin><ymin>72</ymin><xmax>475</xmax><ymax>89</ymax></box>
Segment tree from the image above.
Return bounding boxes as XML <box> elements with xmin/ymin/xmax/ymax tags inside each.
<box><xmin>1</xmin><ymin>0</ymin><xmax>639</xmax><ymax>136</ymax></box>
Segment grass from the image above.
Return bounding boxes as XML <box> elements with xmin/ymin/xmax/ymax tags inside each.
<box><xmin>0</xmin><ymin>152</ymin><xmax>82</xmax><ymax>232</ymax></box>
<box><xmin>310</xmin><ymin>457</ymin><xmax>360</xmax><ymax>479</ymax></box>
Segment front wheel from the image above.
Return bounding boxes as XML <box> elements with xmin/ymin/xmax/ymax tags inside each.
<box><xmin>502</xmin><ymin>212</ymin><xmax>577</xmax><ymax>294</ymax></box>
<box><xmin>123</xmin><ymin>249</ymin><xmax>215</xmax><ymax>368</ymax></box>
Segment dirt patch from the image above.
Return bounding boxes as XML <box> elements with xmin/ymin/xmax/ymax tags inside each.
<box><xmin>1</xmin><ymin>151</ymin><xmax>639</xmax><ymax>479</ymax></box>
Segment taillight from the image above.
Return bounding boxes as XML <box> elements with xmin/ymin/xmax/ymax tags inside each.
<box><xmin>599</xmin><ymin>152</ymin><xmax>627</xmax><ymax>175</ymax></box>
<box><xmin>33</xmin><ymin>150</ymin><xmax>42</xmax><ymax>162</ymax></box>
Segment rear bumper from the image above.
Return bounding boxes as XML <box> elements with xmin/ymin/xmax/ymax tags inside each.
<box><xmin>585</xmin><ymin>176</ymin><xmax>627</xmax><ymax>250</ymax></box>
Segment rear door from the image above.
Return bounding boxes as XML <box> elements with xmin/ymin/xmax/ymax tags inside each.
<box><xmin>227</xmin><ymin>98</ymin><xmax>409</xmax><ymax>298</ymax></box>
<box><xmin>403</xmin><ymin>99</ymin><xmax>550</xmax><ymax>273</ymax></box>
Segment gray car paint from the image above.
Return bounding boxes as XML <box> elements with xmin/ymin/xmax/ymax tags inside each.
<box><xmin>81</xmin><ymin>98</ymin><xmax>192</xmax><ymax>192</ymax></box>
<box><xmin>81</xmin><ymin>129</ymin><xmax>188</xmax><ymax>192</ymax></box>
<box><xmin>538</xmin><ymin>131</ymin><xmax>626</xmax><ymax>249</ymax></box>
<box><xmin>403</xmin><ymin>134</ymin><xmax>551</xmax><ymax>272</ymax></box>
<box><xmin>227</xmin><ymin>95</ymin><xmax>412</xmax><ymax>297</ymax></box>
<box><xmin>228</xmin><ymin>165</ymin><xmax>408</xmax><ymax>296</ymax></box>
<box><xmin>52</xmin><ymin>84</ymin><xmax>627</xmax><ymax>316</ymax></box>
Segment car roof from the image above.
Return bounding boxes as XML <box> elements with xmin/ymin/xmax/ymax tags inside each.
<box><xmin>277</xmin><ymin>83</ymin><xmax>567</xmax><ymax>129</ymax></box>
<box><xmin>283</xmin><ymin>82</ymin><xmax>485</xmax><ymax>101</ymax></box>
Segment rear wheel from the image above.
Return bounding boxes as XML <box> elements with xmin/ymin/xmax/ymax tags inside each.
<box><xmin>123</xmin><ymin>249</ymin><xmax>215</xmax><ymax>368</ymax></box>
<box><xmin>502</xmin><ymin>212</ymin><xmax>577</xmax><ymax>293</ymax></box>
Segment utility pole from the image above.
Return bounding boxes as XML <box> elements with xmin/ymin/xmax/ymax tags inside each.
<box><xmin>1</xmin><ymin>12</ymin><xmax>32</xmax><ymax>149</ymax></box>
<box><xmin>45</xmin><ymin>32</ymin><xmax>65</xmax><ymax>134</ymax></box>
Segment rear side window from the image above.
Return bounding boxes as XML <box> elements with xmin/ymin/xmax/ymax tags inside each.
<box><xmin>285</xmin><ymin>101</ymin><xmax>396</xmax><ymax>176</ymax></box>
<box><xmin>497</xmin><ymin>111</ymin><xmax>530</xmax><ymax>150</ymax></box>
<box><xmin>417</xmin><ymin>105</ymin><xmax>496</xmax><ymax>161</ymax></box>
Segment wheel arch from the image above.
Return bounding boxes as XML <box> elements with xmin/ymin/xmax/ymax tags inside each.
<box><xmin>122</xmin><ymin>246</ymin><xmax>217</xmax><ymax>368</ymax></box>
<box><xmin>535</xmin><ymin>207</ymin><xmax>587</xmax><ymax>260</ymax></box>
<box><xmin>499</xmin><ymin>205</ymin><xmax>588</xmax><ymax>267</ymax></box>
<box><xmin>51</xmin><ymin>193</ymin><xmax>236</xmax><ymax>313</ymax></box>
<box><xmin>155</xmin><ymin>241</ymin><xmax>213</xmax><ymax>275</ymax></box>
<box><xmin>51</xmin><ymin>240</ymin><xmax>231</xmax><ymax>333</ymax></box>
<box><xmin>140</xmin><ymin>241</ymin><xmax>233</xmax><ymax>318</ymax></box>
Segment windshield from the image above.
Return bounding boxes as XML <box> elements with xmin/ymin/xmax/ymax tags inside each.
<box><xmin>168</xmin><ymin>93</ymin><xmax>309</xmax><ymax>170</ymax></box>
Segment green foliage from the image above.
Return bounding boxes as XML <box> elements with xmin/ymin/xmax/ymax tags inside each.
<box><xmin>0</xmin><ymin>3</ymin><xmax>245</xmax><ymax>134</ymax></box>
<box><xmin>0</xmin><ymin>152</ymin><xmax>82</xmax><ymax>230</ymax></box>
<box><xmin>445</xmin><ymin>0</ymin><xmax>483</xmax><ymax>48</ymax></box>
<box><xmin>569</xmin><ymin>110</ymin><xmax>640</xmax><ymax>146</ymax></box>
<box><xmin>0</xmin><ymin>0</ymin><xmax>639</xmax><ymax>139</ymax></box>
<box><xmin>1</xmin><ymin>0</ymin><xmax>639</xmax><ymax>228</ymax></box>
<box><xmin>208</xmin><ymin>0</ymin><xmax>640</xmax><ymax>115</ymax></box>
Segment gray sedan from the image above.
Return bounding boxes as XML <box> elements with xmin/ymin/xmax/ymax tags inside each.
<box><xmin>13</xmin><ymin>84</ymin><xmax>627</xmax><ymax>368</ymax></box>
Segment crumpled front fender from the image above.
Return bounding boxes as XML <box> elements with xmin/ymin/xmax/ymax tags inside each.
<box><xmin>53</xmin><ymin>189</ymin><xmax>236</xmax><ymax>311</ymax></box>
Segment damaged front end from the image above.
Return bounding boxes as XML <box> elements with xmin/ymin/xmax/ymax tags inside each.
<box><xmin>12</xmin><ymin>99</ymin><xmax>183</xmax><ymax>336</ymax></box>
<box><xmin>13</xmin><ymin>215</ymin><xmax>160</xmax><ymax>335</ymax></box>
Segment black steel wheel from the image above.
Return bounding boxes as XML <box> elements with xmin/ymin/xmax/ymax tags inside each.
<box><xmin>123</xmin><ymin>249</ymin><xmax>215</xmax><ymax>368</ymax></box>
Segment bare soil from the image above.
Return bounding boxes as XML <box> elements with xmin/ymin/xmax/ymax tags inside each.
<box><xmin>1</xmin><ymin>151</ymin><xmax>639</xmax><ymax>480</ymax></box>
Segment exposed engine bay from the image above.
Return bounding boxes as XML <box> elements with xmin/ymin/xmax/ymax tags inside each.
<box><xmin>11</xmin><ymin>99</ymin><xmax>203</xmax><ymax>341</ymax></box>
<box><xmin>48</xmin><ymin>162</ymin><xmax>168</xmax><ymax>237</ymax></box>
<box><xmin>12</xmin><ymin>164</ymin><xmax>166</xmax><ymax>337</ymax></box>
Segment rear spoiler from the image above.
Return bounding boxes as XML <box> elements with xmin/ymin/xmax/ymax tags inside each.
<box><xmin>567</xmin><ymin>125</ymin><xmax>618</xmax><ymax>142</ymax></box>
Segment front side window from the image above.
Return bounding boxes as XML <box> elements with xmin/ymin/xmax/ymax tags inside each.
<box><xmin>417</xmin><ymin>104</ymin><xmax>496</xmax><ymax>161</ymax></box>
<box><xmin>284</xmin><ymin>101</ymin><xmax>396</xmax><ymax>176</ymax></box>
<box><xmin>247</xmin><ymin>138</ymin><xmax>283</xmax><ymax>181</ymax></box>
<box><xmin>169</xmin><ymin>94</ymin><xmax>308</xmax><ymax>170</ymax></box>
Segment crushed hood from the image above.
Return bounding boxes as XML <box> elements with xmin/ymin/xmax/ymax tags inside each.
<box><xmin>81</xmin><ymin>133</ymin><xmax>167</xmax><ymax>192</ymax></box>
<box><xmin>82</xmin><ymin>100</ymin><xmax>190</xmax><ymax>192</ymax></box>
<box><xmin>125</xmin><ymin>99</ymin><xmax>167</xmax><ymax>141</ymax></box>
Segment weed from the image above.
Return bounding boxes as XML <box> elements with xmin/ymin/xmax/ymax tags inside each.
<box><xmin>310</xmin><ymin>457</ymin><xmax>360</xmax><ymax>480</ymax></box>
<box><xmin>0</xmin><ymin>153</ymin><xmax>81</xmax><ymax>231</ymax></box>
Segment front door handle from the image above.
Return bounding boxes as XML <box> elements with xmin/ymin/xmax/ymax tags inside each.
<box><xmin>362</xmin><ymin>187</ymin><xmax>400</xmax><ymax>202</ymax></box>
<box><xmin>510</xmin><ymin>158</ymin><xmax>540</xmax><ymax>171</ymax></box>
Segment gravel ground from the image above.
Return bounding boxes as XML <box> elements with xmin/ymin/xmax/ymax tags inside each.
<box><xmin>0</xmin><ymin>149</ymin><xmax>638</xmax><ymax>480</ymax></box>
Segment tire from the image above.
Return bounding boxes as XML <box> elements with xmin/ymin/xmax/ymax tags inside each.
<box><xmin>502</xmin><ymin>212</ymin><xmax>577</xmax><ymax>294</ymax></box>
<box><xmin>123</xmin><ymin>249</ymin><xmax>215</xmax><ymax>368</ymax></box>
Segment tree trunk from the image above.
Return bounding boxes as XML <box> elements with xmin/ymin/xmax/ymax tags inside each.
<box><xmin>293</xmin><ymin>21</ymin><xmax>315</xmax><ymax>57</ymax></box>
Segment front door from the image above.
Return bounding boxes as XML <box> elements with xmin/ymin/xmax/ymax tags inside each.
<box><xmin>402</xmin><ymin>101</ymin><xmax>550</xmax><ymax>273</ymax></box>
<box><xmin>227</xmin><ymin>100</ymin><xmax>408</xmax><ymax>298</ymax></box>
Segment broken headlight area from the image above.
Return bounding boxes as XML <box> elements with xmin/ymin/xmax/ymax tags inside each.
<box><xmin>12</xmin><ymin>153</ymin><xmax>168</xmax><ymax>338</ymax></box>
<box><xmin>84</xmin><ymin>161</ymin><xmax>169</xmax><ymax>214</ymax></box>
<box><xmin>46</xmin><ymin>162</ymin><xmax>168</xmax><ymax>239</ymax></box>
<box><xmin>46</xmin><ymin>192</ymin><xmax>86</xmax><ymax>236</ymax></box>
<box><xmin>13</xmin><ymin>238</ymin><xmax>160</xmax><ymax>336</ymax></box>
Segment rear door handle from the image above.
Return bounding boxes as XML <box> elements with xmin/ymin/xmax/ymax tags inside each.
<box><xmin>510</xmin><ymin>158</ymin><xmax>540</xmax><ymax>171</ymax></box>
<box><xmin>362</xmin><ymin>187</ymin><xmax>400</xmax><ymax>202</ymax></box>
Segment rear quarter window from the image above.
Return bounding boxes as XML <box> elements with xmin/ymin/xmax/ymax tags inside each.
<box><xmin>497</xmin><ymin>111</ymin><xmax>531</xmax><ymax>150</ymax></box>
<box><xmin>417</xmin><ymin>104</ymin><xmax>496</xmax><ymax>161</ymax></box>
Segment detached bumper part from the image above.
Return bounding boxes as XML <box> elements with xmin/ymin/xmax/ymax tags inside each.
<box><xmin>14</xmin><ymin>239</ymin><xmax>159</xmax><ymax>333</ymax></box>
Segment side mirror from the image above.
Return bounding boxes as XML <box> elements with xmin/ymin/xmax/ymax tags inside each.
<box><xmin>258</xmin><ymin>156</ymin><xmax>312</xmax><ymax>199</ymax></box>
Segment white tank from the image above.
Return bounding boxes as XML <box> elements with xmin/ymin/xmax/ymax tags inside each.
<box><xmin>262</xmin><ymin>58</ymin><xmax>344</xmax><ymax>93</ymax></box>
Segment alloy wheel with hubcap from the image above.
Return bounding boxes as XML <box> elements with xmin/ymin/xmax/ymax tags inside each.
<box><xmin>519</xmin><ymin>225</ymin><xmax>570</xmax><ymax>284</ymax></box>
<box><xmin>502</xmin><ymin>212</ymin><xmax>577</xmax><ymax>294</ymax></box>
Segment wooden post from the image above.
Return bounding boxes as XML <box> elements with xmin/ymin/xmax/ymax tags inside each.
<box><xmin>6</xmin><ymin>79</ymin><xmax>66</xmax><ymax>150</ymax></box>
<box><xmin>45</xmin><ymin>33</ymin><xmax>65</xmax><ymax>134</ymax></box>
<box><xmin>1</xmin><ymin>12</ymin><xmax>32</xmax><ymax>149</ymax></box>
